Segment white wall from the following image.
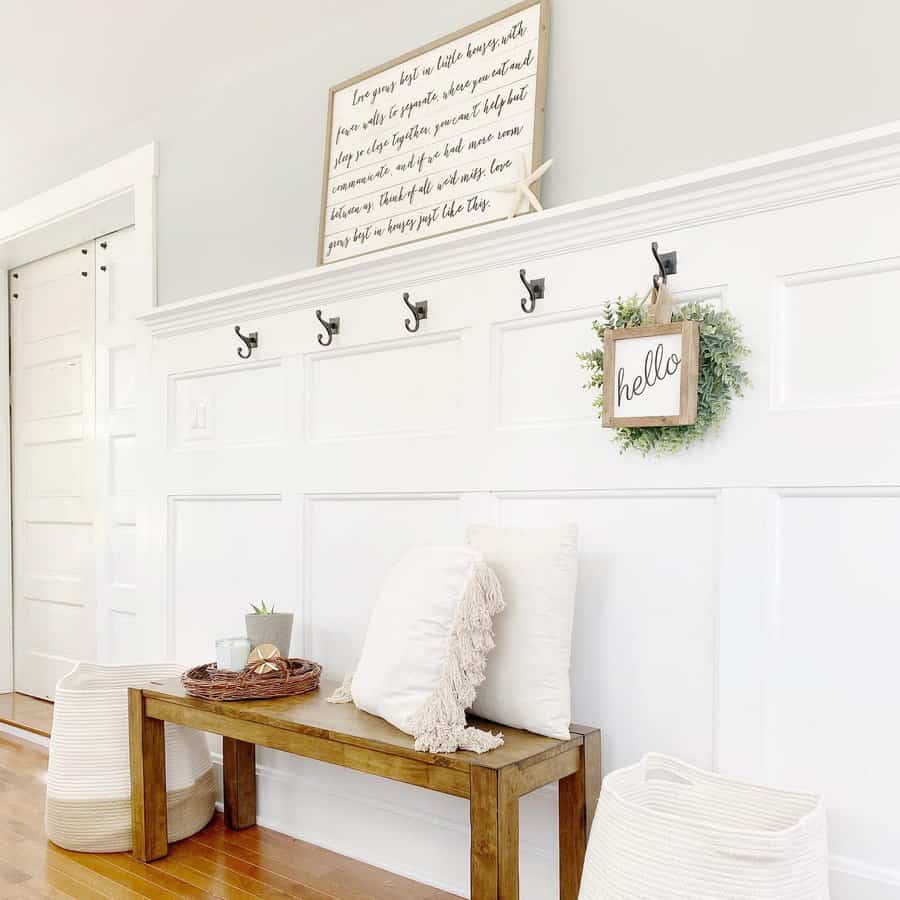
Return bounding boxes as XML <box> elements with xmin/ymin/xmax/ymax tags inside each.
<box><xmin>139</xmin><ymin>128</ymin><xmax>900</xmax><ymax>899</ymax></box>
<box><xmin>3</xmin><ymin>1</ymin><xmax>900</xmax><ymax>304</ymax></box>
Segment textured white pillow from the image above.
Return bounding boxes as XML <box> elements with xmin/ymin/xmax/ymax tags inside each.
<box><xmin>466</xmin><ymin>524</ymin><xmax>578</xmax><ymax>739</ymax></box>
<box><xmin>330</xmin><ymin>545</ymin><xmax>505</xmax><ymax>753</ymax></box>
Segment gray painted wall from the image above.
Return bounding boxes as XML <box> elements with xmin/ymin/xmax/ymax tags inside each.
<box><xmin>4</xmin><ymin>0</ymin><xmax>899</xmax><ymax>304</ymax></box>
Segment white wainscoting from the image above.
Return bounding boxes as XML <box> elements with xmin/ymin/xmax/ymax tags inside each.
<box><xmin>138</xmin><ymin>124</ymin><xmax>900</xmax><ymax>899</ymax></box>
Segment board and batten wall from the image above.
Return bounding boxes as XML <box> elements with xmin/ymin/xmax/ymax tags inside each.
<box><xmin>137</xmin><ymin>128</ymin><xmax>900</xmax><ymax>899</ymax></box>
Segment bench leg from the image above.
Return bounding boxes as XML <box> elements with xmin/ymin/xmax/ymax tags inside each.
<box><xmin>128</xmin><ymin>688</ymin><xmax>169</xmax><ymax>862</ymax></box>
<box><xmin>559</xmin><ymin>728</ymin><xmax>601</xmax><ymax>900</ymax></box>
<box><xmin>470</xmin><ymin>766</ymin><xmax>519</xmax><ymax>900</ymax></box>
<box><xmin>223</xmin><ymin>737</ymin><xmax>257</xmax><ymax>830</ymax></box>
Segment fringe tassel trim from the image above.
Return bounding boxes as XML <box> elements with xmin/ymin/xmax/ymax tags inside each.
<box><xmin>328</xmin><ymin>672</ymin><xmax>353</xmax><ymax>704</ymax></box>
<box><xmin>407</xmin><ymin>562</ymin><xmax>505</xmax><ymax>753</ymax></box>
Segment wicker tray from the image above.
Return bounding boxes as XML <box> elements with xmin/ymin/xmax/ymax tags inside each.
<box><xmin>182</xmin><ymin>658</ymin><xmax>322</xmax><ymax>701</ymax></box>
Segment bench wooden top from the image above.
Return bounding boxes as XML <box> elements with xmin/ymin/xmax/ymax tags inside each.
<box><xmin>138</xmin><ymin>677</ymin><xmax>584</xmax><ymax>772</ymax></box>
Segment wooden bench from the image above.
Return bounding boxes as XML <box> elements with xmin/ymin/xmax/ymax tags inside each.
<box><xmin>129</xmin><ymin>679</ymin><xmax>600</xmax><ymax>899</ymax></box>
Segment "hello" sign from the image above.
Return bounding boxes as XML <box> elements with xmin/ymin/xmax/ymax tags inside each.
<box><xmin>602</xmin><ymin>322</ymin><xmax>700</xmax><ymax>427</ymax></box>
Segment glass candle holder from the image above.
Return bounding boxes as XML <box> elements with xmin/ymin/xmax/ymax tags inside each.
<box><xmin>215</xmin><ymin>637</ymin><xmax>251</xmax><ymax>672</ymax></box>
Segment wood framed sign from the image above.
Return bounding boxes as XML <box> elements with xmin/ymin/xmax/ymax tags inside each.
<box><xmin>318</xmin><ymin>0</ymin><xmax>549</xmax><ymax>265</ymax></box>
<box><xmin>602</xmin><ymin>322</ymin><xmax>700</xmax><ymax>427</ymax></box>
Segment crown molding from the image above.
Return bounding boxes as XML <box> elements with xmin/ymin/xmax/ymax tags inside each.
<box><xmin>141</xmin><ymin>121</ymin><xmax>900</xmax><ymax>337</ymax></box>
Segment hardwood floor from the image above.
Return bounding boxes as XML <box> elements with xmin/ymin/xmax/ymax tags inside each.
<box><xmin>0</xmin><ymin>694</ymin><xmax>53</xmax><ymax>738</ymax></box>
<box><xmin>0</xmin><ymin>732</ymin><xmax>460</xmax><ymax>899</ymax></box>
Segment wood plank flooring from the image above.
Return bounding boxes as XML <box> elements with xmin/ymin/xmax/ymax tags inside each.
<box><xmin>0</xmin><ymin>694</ymin><xmax>53</xmax><ymax>738</ymax></box>
<box><xmin>0</xmin><ymin>731</ymin><xmax>460</xmax><ymax>899</ymax></box>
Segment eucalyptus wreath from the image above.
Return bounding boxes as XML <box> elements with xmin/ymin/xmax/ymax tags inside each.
<box><xmin>578</xmin><ymin>296</ymin><xmax>750</xmax><ymax>455</ymax></box>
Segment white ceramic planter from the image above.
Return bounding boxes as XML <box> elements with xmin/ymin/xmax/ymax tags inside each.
<box><xmin>245</xmin><ymin>612</ymin><xmax>294</xmax><ymax>657</ymax></box>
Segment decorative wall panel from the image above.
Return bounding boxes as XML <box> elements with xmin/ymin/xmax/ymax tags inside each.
<box><xmin>497</xmin><ymin>491</ymin><xmax>720</xmax><ymax>773</ymax></box>
<box><xmin>493</xmin><ymin>312</ymin><xmax>600</xmax><ymax>429</ymax></box>
<box><xmin>170</xmin><ymin>496</ymin><xmax>294</xmax><ymax>664</ymax></box>
<box><xmin>304</xmin><ymin>494</ymin><xmax>461</xmax><ymax>675</ymax></box>
<box><xmin>770</xmin><ymin>491</ymin><xmax>900</xmax><ymax>873</ymax></box>
<box><xmin>776</xmin><ymin>260</ymin><xmax>900</xmax><ymax>408</ymax></box>
<box><xmin>306</xmin><ymin>336</ymin><xmax>462</xmax><ymax>442</ymax></box>
<box><xmin>170</xmin><ymin>362</ymin><xmax>283</xmax><ymax>450</ymax></box>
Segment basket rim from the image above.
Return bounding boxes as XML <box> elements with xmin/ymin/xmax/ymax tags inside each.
<box><xmin>183</xmin><ymin>658</ymin><xmax>320</xmax><ymax>680</ymax></box>
<box><xmin>601</xmin><ymin>753</ymin><xmax>825</xmax><ymax>840</ymax></box>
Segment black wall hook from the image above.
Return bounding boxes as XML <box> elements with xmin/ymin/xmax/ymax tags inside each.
<box><xmin>519</xmin><ymin>268</ymin><xmax>545</xmax><ymax>314</ymax></box>
<box><xmin>651</xmin><ymin>241</ymin><xmax>677</xmax><ymax>289</ymax></box>
<box><xmin>235</xmin><ymin>325</ymin><xmax>258</xmax><ymax>359</ymax></box>
<box><xmin>316</xmin><ymin>309</ymin><xmax>340</xmax><ymax>347</ymax></box>
<box><xmin>403</xmin><ymin>292</ymin><xmax>428</xmax><ymax>332</ymax></box>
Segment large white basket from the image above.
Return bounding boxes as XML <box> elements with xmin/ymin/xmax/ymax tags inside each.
<box><xmin>46</xmin><ymin>662</ymin><xmax>215</xmax><ymax>852</ymax></box>
<box><xmin>581</xmin><ymin>753</ymin><xmax>829</xmax><ymax>900</ymax></box>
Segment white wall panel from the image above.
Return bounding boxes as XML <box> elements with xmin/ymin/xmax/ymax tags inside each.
<box><xmin>170</xmin><ymin>495</ymin><xmax>296</xmax><ymax>665</ymax></box>
<box><xmin>170</xmin><ymin>361</ymin><xmax>283</xmax><ymax>450</ymax></box>
<box><xmin>493</xmin><ymin>312</ymin><xmax>600</xmax><ymax>429</ymax></box>
<box><xmin>770</xmin><ymin>491</ymin><xmax>900</xmax><ymax>876</ymax></box>
<box><xmin>306</xmin><ymin>336</ymin><xmax>463</xmax><ymax>442</ymax></box>
<box><xmin>304</xmin><ymin>494</ymin><xmax>462</xmax><ymax>677</ymax></box>
<box><xmin>497</xmin><ymin>491</ymin><xmax>720</xmax><ymax>774</ymax></box>
<box><xmin>776</xmin><ymin>260</ymin><xmax>900</xmax><ymax>408</ymax></box>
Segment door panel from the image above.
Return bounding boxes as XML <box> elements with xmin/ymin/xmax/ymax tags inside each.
<box><xmin>11</xmin><ymin>243</ymin><xmax>96</xmax><ymax>699</ymax></box>
<box><xmin>95</xmin><ymin>227</ymin><xmax>141</xmax><ymax>657</ymax></box>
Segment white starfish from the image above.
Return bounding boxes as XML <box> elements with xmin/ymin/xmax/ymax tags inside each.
<box><xmin>496</xmin><ymin>152</ymin><xmax>554</xmax><ymax>219</ymax></box>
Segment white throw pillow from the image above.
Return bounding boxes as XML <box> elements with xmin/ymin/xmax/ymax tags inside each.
<box><xmin>466</xmin><ymin>524</ymin><xmax>578</xmax><ymax>740</ymax></box>
<box><xmin>329</xmin><ymin>545</ymin><xmax>505</xmax><ymax>753</ymax></box>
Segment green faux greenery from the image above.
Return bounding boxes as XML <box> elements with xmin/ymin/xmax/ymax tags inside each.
<box><xmin>578</xmin><ymin>296</ymin><xmax>750</xmax><ymax>455</ymax></box>
<box><xmin>249</xmin><ymin>600</ymin><xmax>276</xmax><ymax>615</ymax></box>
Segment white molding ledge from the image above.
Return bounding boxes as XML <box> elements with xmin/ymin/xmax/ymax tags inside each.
<box><xmin>141</xmin><ymin>120</ymin><xmax>900</xmax><ymax>337</ymax></box>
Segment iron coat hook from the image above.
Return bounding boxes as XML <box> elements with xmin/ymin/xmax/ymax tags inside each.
<box><xmin>519</xmin><ymin>268</ymin><xmax>545</xmax><ymax>314</ymax></box>
<box><xmin>235</xmin><ymin>325</ymin><xmax>258</xmax><ymax>359</ymax></box>
<box><xmin>316</xmin><ymin>309</ymin><xmax>340</xmax><ymax>347</ymax></box>
<box><xmin>402</xmin><ymin>293</ymin><xmax>428</xmax><ymax>332</ymax></box>
<box><xmin>651</xmin><ymin>241</ymin><xmax>678</xmax><ymax>289</ymax></box>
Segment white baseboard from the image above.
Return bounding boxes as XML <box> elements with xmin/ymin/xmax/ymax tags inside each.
<box><xmin>0</xmin><ymin>720</ymin><xmax>50</xmax><ymax>749</ymax></box>
<box><xmin>830</xmin><ymin>855</ymin><xmax>900</xmax><ymax>898</ymax></box>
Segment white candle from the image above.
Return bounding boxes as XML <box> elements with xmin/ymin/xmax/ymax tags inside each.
<box><xmin>215</xmin><ymin>637</ymin><xmax>251</xmax><ymax>671</ymax></box>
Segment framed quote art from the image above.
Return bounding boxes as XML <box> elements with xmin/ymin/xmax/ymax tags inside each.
<box><xmin>602</xmin><ymin>322</ymin><xmax>700</xmax><ymax>428</ymax></box>
<box><xmin>317</xmin><ymin>0</ymin><xmax>550</xmax><ymax>265</ymax></box>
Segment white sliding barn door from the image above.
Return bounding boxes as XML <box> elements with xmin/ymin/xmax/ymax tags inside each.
<box><xmin>94</xmin><ymin>227</ymin><xmax>141</xmax><ymax>661</ymax></box>
<box><xmin>10</xmin><ymin>244</ymin><xmax>96</xmax><ymax>699</ymax></box>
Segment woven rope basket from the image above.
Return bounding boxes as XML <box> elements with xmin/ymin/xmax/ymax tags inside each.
<box><xmin>581</xmin><ymin>754</ymin><xmax>829</xmax><ymax>900</ymax></box>
<box><xmin>46</xmin><ymin>662</ymin><xmax>215</xmax><ymax>853</ymax></box>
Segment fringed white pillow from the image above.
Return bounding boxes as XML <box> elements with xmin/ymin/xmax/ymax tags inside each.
<box><xmin>329</xmin><ymin>546</ymin><xmax>504</xmax><ymax>753</ymax></box>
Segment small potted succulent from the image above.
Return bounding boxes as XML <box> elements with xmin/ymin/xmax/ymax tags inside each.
<box><xmin>245</xmin><ymin>601</ymin><xmax>294</xmax><ymax>658</ymax></box>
